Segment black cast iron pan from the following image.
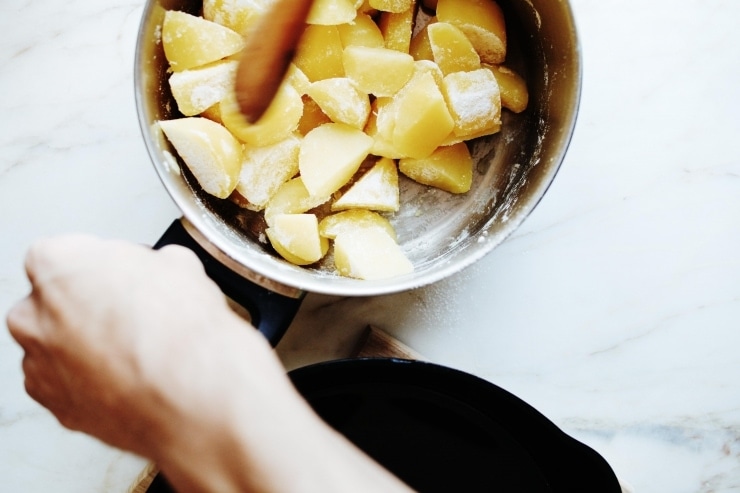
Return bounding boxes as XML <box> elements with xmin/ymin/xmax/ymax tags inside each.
<box><xmin>147</xmin><ymin>358</ymin><xmax>621</xmax><ymax>492</ymax></box>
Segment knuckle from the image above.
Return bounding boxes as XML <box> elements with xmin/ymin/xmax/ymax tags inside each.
<box><xmin>6</xmin><ymin>299</ymin><xmax>36</xmax><ymax>346</ymax></box>
<box><xmin>160</xmin><ymin>245</ymin><xmax>204</xmax><ymax>269</ymax></box>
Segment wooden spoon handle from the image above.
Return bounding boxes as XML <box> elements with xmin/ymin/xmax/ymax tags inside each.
<box><xmin>235</xmin><ymin>0</ymin><xmax>314</xmax><ymax>123</ymax></box>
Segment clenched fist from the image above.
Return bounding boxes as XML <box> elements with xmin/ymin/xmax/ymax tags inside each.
<box><xmin>6</xmin><ymin>235</ymin><xmax>411</xmax><ymax>493</ymax></box>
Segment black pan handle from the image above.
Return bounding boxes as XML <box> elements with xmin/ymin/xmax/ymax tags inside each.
<box><xmin>153</xmin><ymin>219</ymin><xmax>305</xmax><ymax>346</ymax></box>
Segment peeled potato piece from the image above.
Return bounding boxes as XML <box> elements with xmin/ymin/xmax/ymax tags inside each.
<box><xmin>364</xmin><ymin>97</ymin><xmax>405</xmax><ymax>159</ymax></box>
<box><xmin>236</xmin><ymin>135</ymin><xmax>301</xmax><ymax>210</ymax></box>
<box><xmin>337</xmin><ymin>13</ymin><xmax>386</xmax><ymax>48</ymax></box>
<box><xmin>332</xmin><ymin>157</ymin><xmax>399</xmax><ymax>211</ymax></box>
<box><xmin>399</xmin><ymin>141</ymin><xmax>473</xmax><ymax>194</ymax></box>
<box><xmin>369</xmin><ymin>0</ymin><xmax>414</xmax><ymax>14</ymax></box>
<box><xmin>442</xmin><ymin>68</ymin><xmax>501</xmax><ymax>139</ymax></box>
<box><xmin>298</xmin><ymin>96</ymin><xmax>333</xmax><ymax>136</ymax></box>
<box><xmin>200</xmin><ymin>103</ymin><xmax>223</xmax><ymax>124</ymax></box>
<box><xmin>485</xmin><ymin>64</ymin><xmax>529</xmax><ymax>113</ymax></box>
<box><xmin>427</xmin><ymin>22</ymin><xmax>481</xmax><ymax>75</ymax></box>
<box><xmin>203</xmin><ymin>0</ymin><xmax>272</xmax><ymax>35</ymax></box>
<box><xmin>342</xmin><ymin>46</ymin><xmax>415</xmax><ymax>97</ymax></box>
<box><xmin>334</xmin><ymin>227</ymin><xmax>413</xmax><ymax>280</ymax></box>
<box><xmin>294</xmin><ymin>25</ymin><xmax>345</xmax><ymax>82</ymax></box>
<box><xmin>436</xmin><ymin>0</ymin><xmax>507</xmax><ymax>64</ymax></box>
<box><xmin>411</xmin><ymin>59</ymin><xmax>445</xmax><ymax>86</ymax></box>
<box><xmin>283</xmin><ymin>63</ymin><xmax>312</xmax><ymax>96</ymax></box>
<box><xmin>162</xmin><ymin>11</ymin><xmax>244</xmax><ymax>72</ymax></box>
<box><xmin>299</xmin><ymin>123</ymin><xmax>374</xmax><ymax>198</ymax></box>
<box><xmin>306</xmin><ymin>78</ymin><xmax>371</xmax><ymax>129</ymax></box>
<box><xmin>409</xmin><ymin>18</ymin><xmax>436</xmax><ymax>61</ymax></box>
<box><xmin>370</xmin><ymin>64</ymin><xmax>448</xmax><ymax>159</ymax></box>
<box><xmin>308</xmin><ymin>0</ymin><xmax>357</xmax><ymax>25</ymax></box>
<box><xmin>264</xmin><ymin>177</ymin><xmax>330</xmax><ymax>227</ymax></box>
<box><xmin>168</xmin><ymin>60</ymin><xmax>238</xmax><ymax>116</ymax></box>
<box><xmin>392</xmin><ymin>71</ymin><xmax>455</xmax><ymax>159</ymax></box>
<box><xmin>319</xmin><ymin>209</ymin><xmax>397</xmax><ymax>240</ymax></box>
<box><xmin>266</xmin><ymin>213</ymin><xmax>328</xmax><ymax>265</ymax></box>
<box><xmin>159</xmin><ymin>117</ymin><xmax>243</xmax><ymax>199</ymax></box>
<box><xmin>377</xmin><ymin>7</ymin><xmax>415</xmax><ymax>53</ymax></box>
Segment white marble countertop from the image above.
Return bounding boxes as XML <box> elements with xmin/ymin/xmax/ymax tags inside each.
<box><xmin>2</xmin><ymin>0</ymin><xmax>739</xmax><ymax>491</ymax></box>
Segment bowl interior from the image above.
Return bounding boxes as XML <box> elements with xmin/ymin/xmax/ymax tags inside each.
<box><xmin>135</xmin><ymin>0</ymin><xmax>581</xmax><ymax>296</ymax></box>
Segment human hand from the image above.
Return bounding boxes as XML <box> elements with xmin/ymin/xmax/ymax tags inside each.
<box><xmin>5</xmin><ymin>235</ymin><xmax>279</xmax><ymax>454</ymax></box>
<box><xmin>6</xmin><ymin>234</ymin><xmax>413</xmax><ymax>493</ymax></box>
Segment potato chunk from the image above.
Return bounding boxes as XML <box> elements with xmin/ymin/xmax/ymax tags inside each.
<box><xmin>334</xmin><ymin>227</ymin><xmax>413</xmax><ymax>280</ymax></box>
<box><xmin>364</xmin><ymin>97</ymin><xmax>404</xmax><ymax>159</ymax></box>
<box><xmin>392</xmin><ymin>71</ymin><xmax>455</xmax><ymax>159</ymax></box>
<box><xmin>428</xmin><ymin>22</ymin><xmax>481</xmax><ymax>75</ymax></box>
<box><xmin>308</xmin><ymin>0</ymin><xmax>357</xmax><ymax>25</ymax></box>
<box><xmin>294</xmin><ymin>25</ymin><xmax>345</xmax><ymax>82</ymax></box>
<box><xmin>441</xmin><ymin>68</ymin><xmax>501</xmax><ymax>139</ymax></box>
<box><xmin>299</xmin><ymin>123</ymin><xmax>374</xmax><ymax>198</ymax></box>
<box><xmin>436</xmin><ymin>0</ymin><xmax>507</xmax><ymax>64</ymax></box>
<box><xmin>368</xmin><ymin>0</ymin><xmax>414</xmax><ymax>14</ymax></box>
<box><xmin>266</xmin><ymin>214</ymin><xmax>328</xmax><ymax>265</ymax></box>
<box><xmin>342</xmin><ymin>46</ymin><xmax>415</xmax><ymax>97</ymax></box>
<box><xmin>305</xmin><ymin>78</ymin><xmax>371</xmax><ymax>129</ymax></box>
<box><xmin>203</xmin><ymin>0</ymin><xmax>272</xmax><ymax>35</ymax></box>
<box><xmin>399</xmin><ymin>142</ymin><xmax>473</xmax><ymax>193</ymax></box>
<box><xmin>236</xmin><ymin>135</ymin><xmax>301</xmax><ymax>210</ymax></box>
<box><xmin>264</xmin><ymin>177</ymin><xmax>330</xmax><ymax>226</ymax></box>
<box><xmin>298</xmin><ymin>96</ymin><xmax>333</xmax><ymax>135</ymax></box>
<box><xmin>409</xmin><ymin>20</ymin><xmax>435</xmax><ymax>61</ymax></box>
<box><xmin>337</xmin><ymin>14</ymin><xmax>386</xmax><ymax>48</ymax></box>
<box><xmin>332</xmin><ymin>157</ymin><xmax>399</xmax><ymax>211</ymax></box>
<box><xmin>162</xmin><ymin>11</ymin><xmax>244</xmax><ymax>71</ymax></box>
<box><xmin>486</xmin><ymin>64</ymin><xmax>529</xmax><ymax>113</ymax></box>
<box><xmin>159</xmin><ymin>117</ymin><xmax>243</xmax><ymax>199</ymax></box>
<box><xmin>378</xmin><ymin>7</ymin><xmax>415</xmax><ymax>53</ymax></box>
<box><xmin>319</xmin><ymin>209</ymin><xmax>397</xmax><ymax>240</ymax></box>
<box><xmin>168</xmin><ymin>60</ymin><xmax>238</xmax><ymax>117</ymax></box>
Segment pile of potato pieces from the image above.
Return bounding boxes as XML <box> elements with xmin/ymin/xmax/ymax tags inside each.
<box><xmin>157</xmin><ymin>0</ymin><xmax>528</xmax><ymax>280</ymax></box>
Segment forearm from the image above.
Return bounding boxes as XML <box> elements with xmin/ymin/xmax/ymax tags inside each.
<box><xmin>145</xmin><ymin>314</ymin><xmax>413</xmax><ymax>493</ymax></box>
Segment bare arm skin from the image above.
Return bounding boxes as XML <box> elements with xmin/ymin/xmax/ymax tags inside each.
<box><xmin>6</xmin><ymin>235</ymin><xmax>413</xmax><ymax>493</ymax></box>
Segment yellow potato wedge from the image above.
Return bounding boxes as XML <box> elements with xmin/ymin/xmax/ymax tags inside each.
<box><xmin>332</xmin><ymin>157</ymin><xmax>400</xmax><ymax>211</ymax></box>
<box><xmin>485</xmin><ymin>64</ymin><xmax>529</xmax><ymax>113</ymax></box>
<box><xmin>168</xmin><ymin>60</ymin><xmax>238</xmax><ymax>117</ymax></box>
<box><xmin>319</xmin><ymin>209</ymin><xmax>397</xmax><ymax>240</ymax></box>
<box><xmin>299</xmin><ymin>123</ymin><xmax>374</xmax><ymax>198</ymax></box>
<box><xmin>305</xmin><ymin>78</ymin><xmax>371</xmax><ymax>129</ymax></box>
<box><xmin>308</xmin><ymin>0</ymin><xmax>358</xmax><ymax>25</ymax></box>
<box><xmin>441</xmin><ymin>67</ymin><xmax>501</xmax><ymax>139</ymax></box>
<box><xmin>334</xmin><ymin>227</ymin><xmax>413</xmax><ymax>280</ymax></box>
<box><xmin>162</xmin><ymin>10</ymin><xmax>244</xmax><ymax>71</ymax></box>
<box><xmin>236</xmin><ymin>135</ymin><xmax>301</xmax><ymax>210</ymax></box>
<box><xmin>266</xmin><ymin>213</ymin><xmax>328</xmax><ymax>265</ymax></box>
<box><xmin>342</xmin><ymin>45</ymin><xmax>415</xmax><ymax>97</ymax></box>
<box><xmin>293</xmin><ymin>25</ymin><xmax>345</xmax><ymax>82</ymax></box>
<box><xmin>337</xmin><ymin>13</ymin><xmax>386</xmax><ymax>48</ymax></box>
<box><xmin>436</xmin><ymin>0</ymin><xmax>507</xmax><ymax>64</ymax></box>
<box><xmin>399</xmin><ymin>141</ymin><xmax>473</xmax><ymax>193</ymax></box>
<box><xmin>159</xmin><ymin>117</ymin><xmax>243</xmax><ymax>199</ymax></box>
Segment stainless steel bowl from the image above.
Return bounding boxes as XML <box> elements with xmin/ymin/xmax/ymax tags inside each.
<box><xmin>135</xmin><ymin>0</ymin><xmax>581</xmax><ymax>300</ymax></box>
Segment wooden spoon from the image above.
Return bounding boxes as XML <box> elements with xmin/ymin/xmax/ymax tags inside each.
<box><xmin>235</xmin><ymin>0</ymin><xmax>314</xmax><ymax>123</ymax></box>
